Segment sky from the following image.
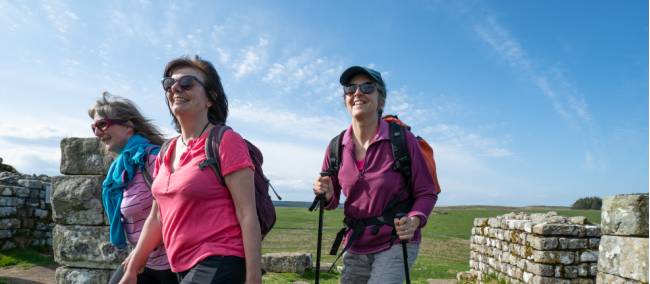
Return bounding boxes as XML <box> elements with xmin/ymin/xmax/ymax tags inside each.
<box><xmin>0</xmin><ymin>0</ymin><xmax>647</xmax><ymax>206</ymax></box>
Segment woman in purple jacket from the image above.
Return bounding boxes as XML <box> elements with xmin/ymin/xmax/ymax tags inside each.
<box><xmin>313</xmin><ymin>66</ymin><xmax>438</xmax><ymax>283</ymax></box>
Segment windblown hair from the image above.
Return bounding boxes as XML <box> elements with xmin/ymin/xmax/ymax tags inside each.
<box><xmin>88</xmin><ymin>92</ymin><xmax>165</xmax><ymax>146</ymax></box>
<box><xmin>163</xmin><ymin>55</ymin><xmax>229</xmax><ymax>133</ymax></box>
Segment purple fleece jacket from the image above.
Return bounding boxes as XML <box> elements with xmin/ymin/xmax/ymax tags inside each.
<box><xmin>322</xmin><ymin>119</ymin><xmax>438</xmax><ymax>254</ymax></box>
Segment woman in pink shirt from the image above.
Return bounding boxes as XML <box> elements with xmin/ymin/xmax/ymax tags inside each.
<box><xmin>89</xmin><ymin>92</ymin><xmax>176</xmax><ymax>284</ymax></box>
<box><xmin>313</xmin><ymin>66</ymin><xmax>438</xmax><ymax>283</ymax></box>
<box><xmin>121</xmin><ymin>56</ymin><xmax>262</xmax><ymax>284</ymax></box>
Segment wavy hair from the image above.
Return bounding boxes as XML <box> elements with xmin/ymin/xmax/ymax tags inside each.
<box><xmin>88</xmin><ymin>92</ymin><xmax>165</xmax><ymax>146</ymax></box>
<box><xmin>163</xmin><ymin>55</ymin><xmax>229</xmax><ymax>133</ymax></box>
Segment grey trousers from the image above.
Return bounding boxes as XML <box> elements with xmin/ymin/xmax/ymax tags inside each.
<box><xmin>340</xmin><ymin>243</ymin><xmax>419</xmax><ymax>284</ymax></box>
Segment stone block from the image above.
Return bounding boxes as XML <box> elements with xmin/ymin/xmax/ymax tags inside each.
<box><xmin>51</xmin><ymin>176</ymin><xmax>106</xmax><ymax>225</ymax></box>
<box><xmin>596</xmin><ymin>272</ymin><xmax>644</xmax><ymax>284</ymax></box>
<box><xmin>584</xmin><ymin>225</ymin><xmax>601</xmax><ymax>237</ymax></box>
<box><xmin>601</xmin><ymin>193</ymin><xmax>648</xmax><ymax>237</ymax></box>
<box><xmin>34</xmin><ymin>209</ymin><xmax>49</xmax><ymax>219</ymax></box>
<box><xmin>0</xmin><ymin>230</ymin><xmax>11</xmax><ymax>239</ymax></box>
<box><xmin>17</xmin><ymin>179</ymin><xmax>43</xmax><ymax>189</ymax></box>
<box><xmin>261</xmin><ymin>252</ymin><xmax>312</xmax><ymax>273</ymax></box>
<box><xmin>0</xmin><ymin>218</ymin><xmax>20</xmax><ymax>230</ymax></box>
<box><xmin>15</xmin><ymin>187</ymin><xmax>31</xmax><ymax>197</ymax></box>
<box><xmin>570</xmin><ymin>216</ymin><xmax>588</xmax><ymax>225</ymax></box>
<box><xmin>531</xmin><ymin>275</ymin><xmax>571</xmax><ymax>284</ymax></box>
<box><xmin>558</xmin><ymin>238</ymin><xmax>588</xmax><ymax>249</ymax></box>
<box><xmin>53</xmin><ymin>225</ymin><xmax>126</xmax><ymax>269</ymax></box>
<box><xmin>526</xmin><ymin>261</ymin><xmax>555</xmax><ymax>276</ymax></box>
<box><xmin>579</xmin><ymin>250</ymin><xmax>598</xmax><ymax>262</ymax></box>
<box><xmin>570</xmin><ymin>279</ymin><xmax>594</xmax><ymax>284</ymax></box>
<box><xmin>533</xmin><ymin>223</ymin><xmax>586</xmax><ymax>236</ymax></box>
<box><xmin>597</xmin><ymin>235</ymin><xmax>648</xmax><ymax>282</ymax></box>
<box><xmin>0</xmin><ymin>197</ymin><xmax>17</xmax><ymax>207</ymax></box>
<box><xmin>528</xmin><ymin>236</ymin><xmax>559</xmax><ymax>250</ymax></box>
<box><xmin>60</xmin><ymin>137</ymin><xmax>114</xmax><ymax>175</ymax></box>
<box><xmin>0</xmin><ymin>207</ymin><xmax>16</xmax><ymax>217</ymax></box>
<box><xmin>556</xmin><ymin>265</ymin><xmax>579</xmax><ymax>278</ymax></box>
<box><xmin>55</xmin><ymin>267</ymin><xmax>113</xmax><ymax>284</ymax></box>
<box><xmin>532</xmin><ymin>251</ymin><xmax>575</xmax><ymax>265</ymax></box>
<box><xmin>474</xmin><ymin>218</ymin><xmax>488</xmax><ymax>227</ymax></box>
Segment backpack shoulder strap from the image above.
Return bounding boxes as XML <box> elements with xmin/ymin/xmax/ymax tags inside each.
<box><xmin>326</xmin><ymin>130</ymin><xmax>345</xmax><ymax>177</ymax></box>
<box><xmin>388</xmin><ymin>121</ymin><xmax>412</xmax><ymax>190</ymax></box>
<box><xmin>141</xmin><ymin>145</ymin><xmax>159</xmax><ymax>188</ymax></box>
<box><xmin>199</xmin><ymin>124</ymin><xmax>230</xmax><ymax>182</ymax></box>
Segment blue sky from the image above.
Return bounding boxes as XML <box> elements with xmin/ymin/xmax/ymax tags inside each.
<box><xmin>0</xmin><ymin>0</ymin><xmax>647</xmax><ymax>206</ymax></box>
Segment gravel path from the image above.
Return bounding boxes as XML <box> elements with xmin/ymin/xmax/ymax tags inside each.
<box><xmin>0</xmin><ymin>266</ymin><xmax>55</xmax><ymax>284</ymax></box>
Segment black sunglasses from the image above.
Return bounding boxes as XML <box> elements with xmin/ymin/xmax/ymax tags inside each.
<box><xmin>343</xmin><ymin>82</ymin><xmax>376</xmax><ymax>95</ymax></box>
<box><xmin>91</xmin><ymin>118</ymin><xmax>127</xmax><ymax>133</ymax></box>
<box><xmin>161</xmin><ymin>75</ymin><xmax>207</xmax><ymax>92</ymax></box>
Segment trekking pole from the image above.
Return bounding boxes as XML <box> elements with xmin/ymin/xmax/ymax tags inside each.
<box><xmin>395</xmin><ymin>213</ymin><xmax>411</xmax><ymax>284</ymax></box>
<box><xmin>308</xmin><ymin>172</ymin><xmax>329</xmax><ymax>284</ymax></box>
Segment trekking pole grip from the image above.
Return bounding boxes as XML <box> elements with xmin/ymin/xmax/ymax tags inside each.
<box><xmin>395</xmin><ymin>213</ymin><xmax>411</xmax><ymax>284</ymax></box>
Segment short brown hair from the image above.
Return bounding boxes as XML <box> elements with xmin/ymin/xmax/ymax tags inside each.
<box><xmin>163</xmin><ymin>55</ymin><xmax>229</xmax><ymax>133</ymax></box>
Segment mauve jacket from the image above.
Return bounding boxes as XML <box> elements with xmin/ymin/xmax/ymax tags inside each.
<box><xmin>322</xmin><ymin>119</ymin><xmax>438</xmax><ymax>254</ymax></box>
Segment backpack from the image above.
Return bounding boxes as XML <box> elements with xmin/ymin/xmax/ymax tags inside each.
<box><xmin>161</xmin><ymin>125</ymin><xmax>280</xmax><ymax>238</ymax></box>
<box><xmin>326</xmin><ymin>114</ymin><xmax>441</xmax><ymax>195</ymax></box>
<box><xmin>325</xmin><ymin>114</ymin><xmax>441</xmax><ymax>261</ymax></box>
<box><xmin>381</xmin><ymin>115</ymin><xmax>442</xmax><ymax>194</ymax></box>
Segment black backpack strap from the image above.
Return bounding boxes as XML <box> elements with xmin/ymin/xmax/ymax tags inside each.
<box><xmin>326</xmin><ymin>130</ymin><xmax>345</xmax><ymax>177</ymax></box>
<box><xmin>141</xmin><ymin>145</ymin><xmax>158</xmax><ymax>188</ymax></box>
<box><xmin>388</xmin><ymin>122</ymin><xmax>412</xmax><ymax>191</ymax></box>
<box><xmin>199</xmin><ymin>124</ymin><xmax>230</xmax><ymax>182</ymax></box>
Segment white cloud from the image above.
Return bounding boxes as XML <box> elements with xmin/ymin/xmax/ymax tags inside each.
<box><xmin>40</xmin><ymin>0</ymin><xmax>79</xmax><ymax>34</ymax></box>
<box><xmin>233</xmin><ymin>37</ymin><xmax>269</xmax><ymax>78</ymax></box>
<box><xmin>230</xmin><ymin>101</ymin><xmax>347</xmax><ymax>142</ymax></box>
<box><xmin>421</xmin><ymin>123</ymin><xmax>511</xmax><ymax>158</ymax></box>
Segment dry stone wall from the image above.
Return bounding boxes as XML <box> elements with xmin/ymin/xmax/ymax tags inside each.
<box><xmin>0</xmin><ymin>171</ymin><xmax>53</xmax><ymax>250</ymax></box>
<box><xmin>52</xmin><ymin>138</ymin><xmax>125</xmax><ymax>284</ymax></box>
<box><xmin>466</xmin><ymin>212</ymin><xmax>600</xmax><ymax>284</ymax></box>
<box><xmin>596</xmin><ymin>193</ymin><xmax>648</xmax><ymax>284</ymax></box>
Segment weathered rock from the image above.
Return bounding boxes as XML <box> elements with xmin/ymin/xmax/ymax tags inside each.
<box><xmin>17</xmin><ymin>179</ymin><xmax>43</xmax><ymax>189</ymax></box>
<box><xmin>51</xmin><ymin>175</ymin><xmax>106</xmax><ymax>225</ymax></box>
<box><xmin>532</xmin><ymin>223</ymin><xmax>585</xmax><ymax>237</ymax></box>
<box><xmin>55</xmin><ymin>266</ymin><xmax>113</xmax><ymax>284</ymax></box>
<box><xmin>53</xmin><ymin>225</ymin><xmax>126</xmax><ymax>269</ymax></box>
<box><xmin>60</xmin><ymin>138</ymin><xmax>114</xmax><ymax>175</ymax></box>
<box><xmin>601</xmin><ymin>194</ymin><xmax>648</xmax><ymax>237</ymax></box>
<box><xmin>597</xmin><ymin>235</ymin><xmax>648</xmax><ymax>282</ymax></box>
<box><xmin>261</xmin><ymin>252</ymin><xmax>312</xmax><ymax>273</ymax></box>
<box><xmin>596</xmin><ymin>272</ymin><xmax>644</xmax><ymax>284</ymax></box>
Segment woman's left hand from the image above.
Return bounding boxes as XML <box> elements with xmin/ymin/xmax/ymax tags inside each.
<box><xmin>394</xmin><ymin>216</ymin><xmax>421</xmax><ymax>241</ymax></box>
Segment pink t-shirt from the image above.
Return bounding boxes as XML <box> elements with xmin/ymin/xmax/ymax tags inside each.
<box><xmin>152</xmin><ymin>128</ymin><xmax>254</xmax><ymax>272</ymax></box>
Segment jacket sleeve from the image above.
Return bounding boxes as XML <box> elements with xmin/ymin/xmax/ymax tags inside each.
<box><xmin>404</xmin><ymin>131</ymin><xmax>438</xmax><ymax>227</ymax></box>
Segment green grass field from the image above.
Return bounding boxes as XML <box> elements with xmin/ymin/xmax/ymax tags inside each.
<box><xmin>0</xmin><ymin>207</ymin><xmax>600</xmax><ymax>284</ymax></box>
<box><xmin>262</xmin><ymin>206</ymin><xmax>601</xmax><ymax>283</ymax></box>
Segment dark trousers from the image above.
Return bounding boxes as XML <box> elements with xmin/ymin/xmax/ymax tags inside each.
<box><xmin>176</xmin><ymin>255</ymin><xmax>246</xmax><ymax>284</ymax></box>
<box><xmin>108</xmin><ymin>264</ymin><xmax>178</xmax><ymax>284</ymax></box>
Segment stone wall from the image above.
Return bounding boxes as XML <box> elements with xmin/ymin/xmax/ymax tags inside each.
<box><xmin>0</xmin><ymin>171</ymin><xmax>53</xmax><ymax>250</ymax></box>
<box><xmin>52</xmin><ymin>138</ymin><xmax>125</xmax><ymax>284</ymax></box>
<box><xmin>596</xmin><ymin>193</ymin><xmax>648</xmax><ymax>284</ymax></box>
<box><xmin>464</xmin><ymin>212</ymin><xmax>600</xmax><ymax>284</ymax></box>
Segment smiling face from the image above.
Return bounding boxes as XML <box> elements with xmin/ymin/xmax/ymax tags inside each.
<box><xmin>166</xmin><ymin>67</ymin><xmax>213</xmax><ymax>119</ymax></box>
<box><xmin>345</xmin><ymin>74</ymin><xmax>382</xmax><ymax>120</ymax></box>
<box><xmin>92</xmin><ymin>113</ymin><xmax>133</xmax><ymax>153</ymax></box>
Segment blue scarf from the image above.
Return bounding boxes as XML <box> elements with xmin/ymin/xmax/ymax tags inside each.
<box><xmin>102</xmin><ymin>134</ymin><xmax>160</xmax><ymax>249</ymax></box>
